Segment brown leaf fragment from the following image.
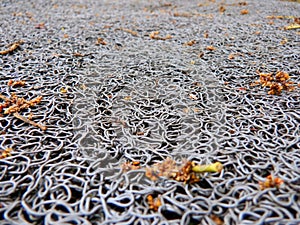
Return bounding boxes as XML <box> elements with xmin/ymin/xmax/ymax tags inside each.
<box><xmin>7</xmin><ymin>80</ymin><xmax>26</xmax><ymax>87</ymax></box>
<box><xmin>210</xmin><ymin>215</ymin><xmax>224</xmax><ymax>225</ymax></box>
<box><xmin>73</xmin><ymin>52</ymin><xmax>84</xmax><ymax>57</ymax></box>
<box><xmin>219</xmin><ymin>6</ymin><xmax>226</xmax><ymax>13</ymax></box>
<box><xmin>240</xmin><ymin>9</ymin><xmax>249</xmax><ymax>15</ymax></box>
<box><xmin>35</xmin><ymin>22</ymin><xmax>46</xmax><ymax>29</ymax></box>
<box><xmin>0</xmin><ymin>40</ymin><xmax>23</xmax><ymax>55</ymax></box>
<box><xmin>228</xmin><ymin>53</ymin><xmax>235</xmax><ymax>60</ymax></box>
<box><xmin>184</xmin><ymin>40</ymin><xmax>196</xmax><ymax>46</ymax></box>
<box><xmin>238</xmin><ymin>2</ymin><xmax>248</xmax><ymax>6</ymax></box>
<box><xmin>203</xmin><ymin>31</ymin><xmax>209</xmax><ymax>38</ymax></box>
<box><xmin>147</xmin><ymin>195</ymin><xmax>162</xmax><ymax>212</ymax></box>
<box><xmin>149</xmin><ymin>31</ymin><xmax>172</xmax><ymax>40</ymax></box>
<box><xmin>173</xmin><ymin>11</ymin><xmax>192</xmax><ymax>17</ymax></box>
<box><xmin>206</xmin><ymin>45</ymin><xmax>216</xmax><ymax>51</ymax></box>
<box><xmin>96</xmin><ymin>37</ymin><xmax>107</xmax><ymax>45</ymax></box>
<box><xmin>0</xmin><ymin>148</ymin><xmax>13</xmax><ymax>159</ymax></box>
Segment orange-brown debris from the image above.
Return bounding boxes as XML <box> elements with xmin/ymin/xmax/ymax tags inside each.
<box><xmin>240</xmin><ymin>9</ymin><xmax>249</xmax><ymax>15</ymax></box>
<box><xmin>2</xmin><ymin>93</ymin><xmax>42</xmax><ymax>114</ymax></box>
<box><xmin>257</xmin><ymin>71</ymin><xmax>297</xmax><ymax>95</ymax></box>
<box><xmin>206</xmin><ymin>45</ymin><xmax>216</xmax><ymax>51</ymax></box>
<box><xmin>7</xmin><ymin>80</ymin><xmax>26</xmax><ymax>87</ymax></box>
<box><xmin>184</xmin><ymin>40</ymin><xmax>196</xmax><ymax>46</ymax></box>
<box><xmin>0</xmin><ymin>148</ymin><xmax>13</xmax><ymax>159</ymax></box>
<box><xmin>147</xmin><ymin>195</ymin><xmax>162</xmax><ymax>211</ymax></box>
<box><xmin>0</xmin><ymin>89</ymin><xmax>46</xmax><ymax>130</ymax></box>
<box><xmin>96</xmin><ymin>37</ymin><xmax>107</xmax><ymax>45</ymax></box>
<box><xmin>210</xmin><ymin>215</ymin><xmax>224</xmax><ymax>225</ymax></box>
<box><xmin>259</xmin><ymin>175</ymin><xmax>284</xmax><ymax>190</ymax></box>
<box><xmin>0</xmin><ymin>40</ymin><xmax>23</xmax><ymax>55</ymax></box>
<box><xmin>121</xmin><ymin>161</ymin><xmax>141</xmax><ymax>172</ymax></box>
<box><xmin>149</xmin><ymin>31</ymin><xmax>172</xmax><ymax>40</ymax></box>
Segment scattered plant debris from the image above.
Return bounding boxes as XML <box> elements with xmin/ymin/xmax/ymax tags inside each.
<box><xmin>184</xmin><ymin>40</ymin><xmax>196</xmax><ymax>46</ymax></box>
<box><xmin>149</xmin><ymin>31</ymin><xmax>172</xmax><ymax>40</ymax></box>
<box><xmin>259</xmin><ymin>175</ymin><xmax>284</xmax><ymax>190</ymax></box>
<box><xmin>219</xmin><ymin>6</ymin><xmax>226</xmax><ymax>13</ymax></box>
<box><xmin>35</xmin><ymin>22</ymin><xmax>46</xmax><ymax>29</ymax></box>
<box><xmin>7</xmin><ymin>79</ymin><xmax>26</xmax><ymax>87</ymax></box>
<box><xmin>254</xmin><ymin>71</ymin><xmax>297</xmax><ymax>95</ymax></box>
<box><xmin>145</xmin><ymin>158</ymin><xmax>223</xmax><ymax>184</ymax></box>
<box><xmin>173</xmin><ymin>11</ymin><xmax>192</xmax><ymax>17</ymax></box>
<box><xmin>206</xmin><ymin>45</ymin><xmax>216</xmax><ymax>51</ymax></box>
<box><xmin>210</xmin><ymin>214</ymin><xmax>224</xmax><ymax>225</ymax></box>
<box><xmin>96</xmin><ymin>37</ymin><xmax>107</xmax><ymax>45</ymax></box>
<box><xmin>0</xmin><ymin>148</ymin><xmax>13</xmax><ymax>159</ymax></box>
<box><xmin>0</xmin><ymin>40</ymin><xmax>23</xmax><ymax>55</ymax></box>
<box><xmin>0</xmin><ymin>81</ymin><xmax>46</xmax><ymax>130</ymax></box>
<box><xmin>240</xmin><ymin>9</ymin><xmax>249</xmax><ymax>15</ymax></box>
<box><xmin>147</xmin><ymin>194</ymin><xmax>162</xmax><ymax>211</ymax></box>
<box><xmin>117</xmin><ymin>27</ymin><xmax>138</xmax><ymax>36</ymax></box>
<box><xmin>203</xmin><ymin>31</ymin><xmax>209</xmax><ymax>38</ymax></box>
<box><xmin>121</xmin><ymin>161</ymin><xmax>141</xmax><ymax>172</ymax></box>
<box><xmin>284</xmin><ymin>23</ymin><xmax>300</xmax><ymax>30</ymax></box>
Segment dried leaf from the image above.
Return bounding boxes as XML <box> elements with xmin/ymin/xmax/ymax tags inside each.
<box><xmin>150</xmin><ymin>31</ymin><xmax>172</xmax><ymax>40</ymax></box>
<box><xmin>7</xmin><ymin>80</ymin><xmax>26</xmax><ymax>87</ymax></box>
<box><xmin>184</xmin><ymin>40</ymin><xmax>196</xmax><ymax>46</ymax></box>
<box><xmin>240</xmin><ymin>9</ymin><xmax>249</xmax><ymax>15</ymax></box>
<box><xmin>0</xmin><ymin>40</ymin><xmax>23</xmax><ymax>55</ymax></box>
<box><xmin>228</xmin><ymin>53</ymin><xmax>235</xmax><ymax>59</ymax></box>
<box><xmin>96</xmin><ymin>37</ymin><xmax>107</xmax><ymax>45</ymax></box>
<box><xmin>206</xmin><ymin>45</ymin><xmax>216</xmax><ymax>51</ymax></box>
<box><xmin>35</xmin><ymin>22</ymin><xmax>46</xmax><ymax>29</ymax></box>
<box><xmin>219</xmin><ymin>6</ymin><xmax>226</xmax><ymax>13</ymax></box>
<box><xmin>210</xmin><ymin>215</ymin><xmax>224</xmax><ymax>225</ymax></box>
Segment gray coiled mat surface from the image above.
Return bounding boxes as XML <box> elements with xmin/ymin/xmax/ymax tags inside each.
<box><xmin>0</xmin><ymin>0</ymin><xmax>300</xmax><ymax>224</ymax></box>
